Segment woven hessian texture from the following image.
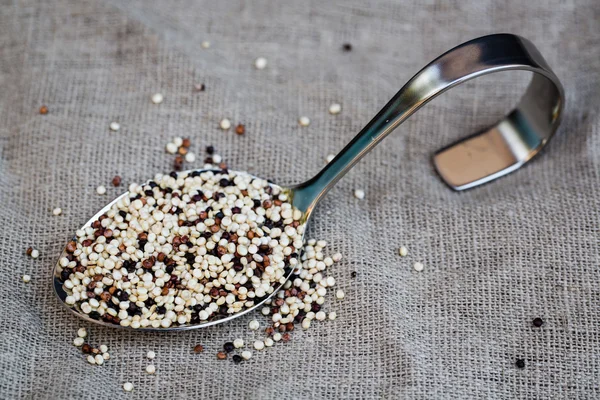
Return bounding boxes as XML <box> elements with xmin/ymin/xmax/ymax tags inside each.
<box><xmin>1</xmin><ymin>0</ymin><xmax>599</xmax><ymax>398</ymax></box>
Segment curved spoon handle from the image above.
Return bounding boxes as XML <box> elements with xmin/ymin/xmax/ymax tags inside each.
<box><xmin>291</xmin><ymin>33</ymin><xmax>564</xmax><ymax>216</ymax></box>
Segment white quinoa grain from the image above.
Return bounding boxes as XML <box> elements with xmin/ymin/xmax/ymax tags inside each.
<box><xmin>87</xmin><ymin>355</ymin><xmax>96</xmax><ymax>365</ymax></box>
<box><xmin>52</xmin><ymin>207</ymin><xmax>62</xmax><ymax>216</ymax></box>
<box><xmin>302</xmin><ymin>318</ymin><xmax>311</xmax><ymax>329</ymax></box>
<box><xmin>399</xmin><ymin>246</ymin><xmax>408</xmax><ymax>257</ymax></box>
<box><xmin>103</xmin><ymin>353</ymin><xmax>110</xmax><ymax>360</ymax></box>
<box><xmin>413</xmin><ymin>262</ymin><xmax>424</xmax><ymax>272</ymax></box>
<box><xmin>332</xmin><ymin>252</ymin><xmax>342</xmax><ymax>262</ymax></box>
<box><xmin>99</xmin><ymin>344</ymin><xmax>108</xmax><ymax>353</ymax></box>
<box><xmin>254</xmin><ymin>57</ymin><xmax>268</xmax><ymax>70</ymax></box>
<box><xmin>326</xmin><ymin>154</ymin><xmax>335</xmax><ymax>163</ymax></box>
<box><xmin>329</xmin><ymin>103</ymin><xmax>342</xmax><ymax>115</ymax></box>
<box><xmin>173</xmin><ymin>137</ymin><xmax>183</xmax><ymax>147</ymax></box>
<box><xmin>146</xmin><ymin>364</ymin><xmax>156</xmax><ymax>374</ymax></box>
<box><xmin>77</xmin><ymin>328</ymin><xmax>87</xmax><ymax>338</ymax></box>
<box><xmin>336</xmin><ymin>290</ymin><xmax>345</xmax><ymax>299</ymax></box>
<box><xmin>151</xmin><ymin>93</ymin><xmax>164</xmax><ymax>104</ymax></box>
<box><xmin>241</xmin><ymin>351</ymin><xmax>252</xmax><ymax>360</ymax></box>
<box><xmin>185</xmin><ymin>152</ymin><xmax>196</xmax><ymax>163</ymax></box>
<box><xmin>165</xmin><ymin>142</ymin><xmax>177</xmax><ymax>154</ymax></box>
<box><xmin>201</xmin><ymin>41</ymin><xmax>210</xmax><ymax>49</ymax></box>
<box><xmin>73</xmin><ymin>337</ymin><xmax>84</xmax><ymax>346</ymax></box>
<box><xmin>272</xmin><ymin>332</ymin><xmax>282</xmax><ymax>342</ymax></box>
<box><xmin>233</xmin><ymin>338</ymin><xmax>244</xmax><ymax>348</ymax></box>
<box><xmin>219</xmin><ymin>118</ymin><xmax>231</xmax><ymax>130</ymax></box>
<box><xmin>109</xmin><ymin>122</ymin><xmax>120</xmax><ymax>132</ymax></box>
<box><xmin>254</xmin><ymin>340</ymin><xmax>265</xmax><ymax>350</ymax></box>
<box><xmin>264</xmin><ymin>338</ymin><xmax>274</xmax><ymax>347</ymax></box>
<box><xmin>22</xmin><ymin>275</ymin><xmax>31</xmax><ymax>283</ymax></box>
<box><xmin>353</xmin><ymin>189</ymin><xmax>365</xmax><ymax>199</ymax></box>
<box><xmin>147</xmin><ymin>351</ymin><xmax>156</xmax><ymax>360</ymax></box>
<box><xmin>316</xmin><ymin>311</ymin><xmax>326</xmax><ymax>321</ymax></box>
<box><xmin>31</xmin><ymin>249</ymin><xmax>40</xmax><ymax>259</ymax></box>
<box><xmin>249</xmin><ymin>320</ymin><xmax>260</xmax><ymax>330</ymax></box>
<box><xmin>298</xmin><ymin>116</ymin><xmax>310</xmax><ymax>127</ymax></box>
<box><xmin>328</xmin><ymin>311</ymin><xmax>337</xmax><ymax>320</ymax></box>
<box><xmin>96</xmin><ymin>185</ymin><xmax>106</xmax><ymax>195</ymax></box>
<box><xmin>95</xmin><ymin>354</ymin><xmax>104</xmax><ymax>365</ymax></box>
<box><xmin>123</xmin><ymin>382</ymin><xmax>133</xmax><ymax>392</ymax></box>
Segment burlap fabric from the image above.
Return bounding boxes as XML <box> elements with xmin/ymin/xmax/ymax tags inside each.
<box><xmin>1</xmin><ymin>0</ymin><xmax>599</xmax><ymax>398</ymax></box>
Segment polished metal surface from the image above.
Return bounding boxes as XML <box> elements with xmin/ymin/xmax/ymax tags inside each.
<box><xmin>54</xmin><ymin>34</ymin><xmax>564</xmax><ymax>330</ymax></box>
<box><xmin>290</xmin><ymin>33</ymin><xmax>564</xmax><ymax>215</ymax></box>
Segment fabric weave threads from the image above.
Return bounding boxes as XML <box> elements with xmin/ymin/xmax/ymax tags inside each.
<box><xmin>1</xmin><ymin>0</ymin><xmax>599</xmax><ymax>398</ymax></box>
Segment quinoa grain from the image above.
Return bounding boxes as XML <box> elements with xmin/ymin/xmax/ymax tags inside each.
<box><xmin>193</xmin><ymin>345</ymin><xmax>204</xmax><ymax>353</ymax></box>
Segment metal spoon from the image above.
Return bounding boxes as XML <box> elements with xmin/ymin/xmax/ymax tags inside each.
<box><xmin>53</xmin><ymin>33</ymin><xmax>564</xmax><ymax>330</ymax></box>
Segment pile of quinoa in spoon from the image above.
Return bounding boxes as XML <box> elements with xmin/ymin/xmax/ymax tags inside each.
<box><xmin>57</xmin><ymin>169</ymin><xmax>305</xmax><ymax>328</ymax></box>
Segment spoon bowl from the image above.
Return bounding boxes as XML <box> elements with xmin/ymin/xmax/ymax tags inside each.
<box><xmin>53</xmin><ymin>34</ymin><xmax>564</xmax><ymax>330</ymax></box>
<box><xmin>53</xmin><ymin>169</ymin><xmax>307</xmax><ymax>331</ymax></box>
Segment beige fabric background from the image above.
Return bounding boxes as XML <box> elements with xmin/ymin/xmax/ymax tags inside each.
<box><xmin>1</xmin><ymin>0</ymin><xmax>599</xmax><ymax>399</ymax></box>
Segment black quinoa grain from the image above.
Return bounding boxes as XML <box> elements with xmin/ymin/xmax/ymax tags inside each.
<box><xmin>342</xmin><ymin>43</ymin><xmax>352</xmax><ymax>51</ymax></box>
<box><xmin>515</xmin><ymin>359</ymin><xmax>525</xmax><ymax>369</ymax></box>
<box><xmin>532</xmin><ymin>318</ymin><xmax>544</xmax><ymax>327</ymax></box>
<box><xmin>223</xmin><ymin>342</ymin><xmax>235</xmax><ymax>353</ymax></box>
<box><xmin>206</xmin><ymin>145</ymin><xmax>215</xmax><ymax>154</ymax></box>
<box><xmin>60</xmin><ymin>269</ymin><xmax>71</xmax><ymax>281</ymax></box>
<box><xmin>232</xmin><ymin>355</ymin><xmax>243</xmax><ymax>364</ymax></box>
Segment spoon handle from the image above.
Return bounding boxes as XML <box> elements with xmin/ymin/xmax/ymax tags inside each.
<box><xmin>291</xmin><ymin>33</ymin><xmax>564</xmax><ymax>215</ymax></box>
